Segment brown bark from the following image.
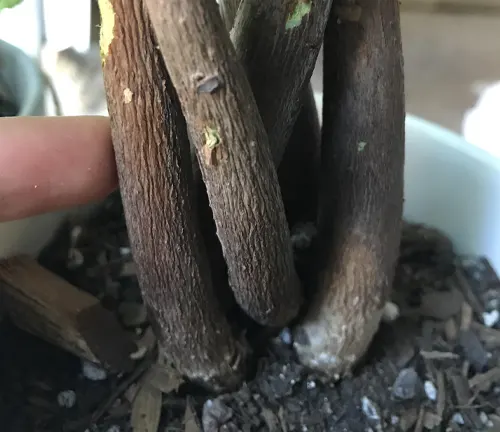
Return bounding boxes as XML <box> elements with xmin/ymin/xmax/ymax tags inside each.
<box><xmin>97</xmin><ymin>0</ymin><xmax>248</xmax><ymax>390</ymax></box>
<box><xmin>230</xmin><ymin>0</ymin><xmax>333</xmax><ymax>165</ymax></box>
<box><xmin>293</xmin><ymin>0</ymin><xmax>405</xmax><ymax>377</ymax></box>
<box><xmin>0</xmin><ymin>256</ymin><xmax>135</xmax><ymax>372</ymax></box>
<box><xmin>144</xmin><ymin>0</ymin><xmax>302</xmax><ymax>327</ymax></box>
<box><xmin>278</xmin><ymin>83</ymin><xmax>321</xmax><ymax>228</ymax></box>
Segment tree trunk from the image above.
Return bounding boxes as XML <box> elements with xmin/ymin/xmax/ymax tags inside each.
<box><xmin>144</xmin><ymin>0</ymin><xmax>302</xmax><ymax>327</ymax></box>
<box><xmin>98</xmin><ymin>0</ymin><xmax>248</xmax><ymax>390</ymax></box>
<box><xmin>230</xmin><ymin>0</ymin><xmax>333</xmax><ymax>165</ymax></box>
<box><xmin>293</xmin><ymin>0</ymin><xmax>405</xmax><ymax>377</ymax></box>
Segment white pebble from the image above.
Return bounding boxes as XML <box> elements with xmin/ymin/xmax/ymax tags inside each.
<box><xmin>480</xmin><ymin>411</ymin><xmax>489</xmax><ymax>425</ymax></box>
<box><xmin>482</xmin><ymin>310</ymin><xmax>500</xmax><ymax>327</ymax></box>
<box><xmin>391</xmin><ymin>415</ymin><xmax>399</xmax><ymax>425</ymax></box>
<box><xmin>106</xmin><ymin>426</ymin><xmax>121</xmax><ymax>432</ymax></box>
<box><xmin>361</xmin><ymin>396</ymin><xmax>380</xmax><ymax>421</ymax></box>
<box><xmin>57</xmin><ymin>390</ymin><xmax>76</xmax><ymax>408</ymax></box>
<box><xmin>307</xmin><ymin>380</ymin><xmax>316</xmax><ymax>390</ymax></box>
<box><xmin>382</xmin><ymin>302</ymin><xmax>400</xmax><ymax>322</ymax></box>
<box><xmin>452</xmin><ymin>412</ymin><xmax>465</xmax><ymax>425</ymax></box>
<box><xmin>424</xmin><ymin>380</ymin><xmax>437</xmax><ymax>401</ymax></box>
<box><xmin>82</xmin><ymin>360</ymin><xmax>108</xmax><ymax>381</ymax></box>
<box><xmin>119</xmin><ymin>247</ymin><xmax>131</xmax><ymax>256</ymax></box>
<box><xmin>279</xmin><ymin>328</ymin><xmax>293</xmax><ymax>345</ymax></box>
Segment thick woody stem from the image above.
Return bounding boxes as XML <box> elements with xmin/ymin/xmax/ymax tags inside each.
<box><xmin>230</xmin><ymin>0</ymin><xmax>333</xmax><ymax>165</ymax></box>
<box><xmin>98</xmin><ymin>0</ymin><xmax>248</xmax><ymax>390</ymax></box>
<box><xmin>144</xmin><ymin>0</ymin><xmax>302</xmax><ymax>327</ymax></box>
<box><xmin>293</xmin><ymin>0</ymin><xmax>405</xmax><ymax>377</ymax></box>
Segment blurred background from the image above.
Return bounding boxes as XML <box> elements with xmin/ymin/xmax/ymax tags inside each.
<box><xmin>1</xmin><ymin>0</ymin><xmax>500</xmax><ymax>155</ymax></box>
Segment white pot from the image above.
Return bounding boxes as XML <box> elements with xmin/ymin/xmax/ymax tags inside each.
<box><xmin>0</xmin><ymin>39</ymin><xmax>69</xmax><ymax>259</ymax></box>
<box><xmin>404</xmin><ymin>115</ymin><xmax>500</xmax><ymax>273</ymax></box>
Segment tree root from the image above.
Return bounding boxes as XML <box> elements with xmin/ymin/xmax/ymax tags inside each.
<box><xmin>292</xmin><ymin>0</ymin><xmax>406</xmax><ymax>377</ymax></box>
<box><xmin>98</xmin><ymin>0</ymin><xmax>248</xmax><ymax>391</ymax></box>
<box><xmin>231</xmin><ymin>0</ymin><xmax>333</xmax><ymax>165</ymax></box>
<box><xmin>144</xmin><ymin>0</ymin><xmax>302</xmax><ymax>327</ymax></box>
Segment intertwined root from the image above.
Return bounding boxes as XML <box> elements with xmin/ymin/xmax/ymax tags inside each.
<box><xmin>293</xmin><ymin>0</ymin><xmax>405</xmax><ymax>376</ymax></box>
<box><xmin>98</xmin><ymin>0</ymin><xmax>404</xmax><ymax>390</ymax></box>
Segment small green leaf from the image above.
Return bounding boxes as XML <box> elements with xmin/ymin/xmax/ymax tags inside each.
<box><xmin>286</xmin><ymin>0</ymin><xmax>312</xmax><ymax>30</ymax></box>
<box><xmin>0</xmin><ymin>0</ymin><xmax>24</xmax><ymax>12</ymax></box>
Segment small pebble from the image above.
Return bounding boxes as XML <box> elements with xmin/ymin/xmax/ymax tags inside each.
<box><xmin>279</xmin><ymin>328</ymin><xmax>293</xmax><ymax>345</ymax></box>
<box><xmin>382</xmin><ymin>301</ymin><xmax>400</xmax><ymax>322</ymax></box>
<box><xmin>391</xmin><ymin>415</ymin><xmax>399</xmax><ymax>425</ymax></box>
<box><xmin>361</xmin><ymin>396</ymin><xmax>381</xmax><ymax>422</ymax></box>
<box><xmin>424</xmin><ymin>380</ymin><xmax>437</xmax><ymax>401</ymax></box>
<box><xmin>67</xmin><ymin>248</ymin><xmax>84</xmax><ymax>269</ymax></box>
<box><xmin>119</xmin><ymin>247</ymin><xmax>131</xmax><ymax>256</ymax></box>
<box><xmin>480</xmin><ymin>411</ymin><xmax>490</xmax><ymax>425</ymax></box>
<box><xmin>451</xmin><ymin>412</ymin><xmax>465</xmax><ymax>425</ymax></box>
<box><xmin>482</xmin><ymin>310</ymin><xmax>500</xmax><ymax>327</ymax></box>
<box><xmin>106</xmin><ymin>426</ymin><xmax>121</xmax><ymax>432</ymax></box>
<box><xmin>306</xmin><ymin>380</ymin><xmax>316</xmax><ymax>390</ymax></box>
<box><xmin>57</xmin><ymin>390</ymin><xmax>76</xmax><ymax>408</ymax></box>
<box><xmin>82</xmin><ymin>360</ymin><xmax>108</xmax><ymax>381</ymax></box>
<box><xmin>392</xmin><ymin>368</ymin><xmax>421</xmax><ymax>400</ymax></box>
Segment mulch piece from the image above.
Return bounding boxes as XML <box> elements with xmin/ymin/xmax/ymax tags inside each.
<box><xmin>1</xmin><ymin>191</ymin><xmax>500</xmax><ymax>432</ymax></box>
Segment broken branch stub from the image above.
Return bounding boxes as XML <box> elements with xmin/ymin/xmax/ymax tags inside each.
<box><xmin>98</xmin><ymin>0</ymin><xmax>248</xmax><ymax>390</ymax></box>
<box><xmin>230</xmin><ymin>0</ymin><xmax>333</xmax><ymax>166</ymax></box>
<box><xmin>144</xmin><ymin>0</ymin><xmax>303</xmax><ymax>327</ymax></box>
<box><xmin>293</xmin><ymin>0</ymin><xmax>405</xmax><ymax>376</ymax></box>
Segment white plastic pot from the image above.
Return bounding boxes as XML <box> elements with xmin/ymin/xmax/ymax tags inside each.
<box><xmin>404</xmin><ymin>115</ymin><xmax>500</xmax><ymax>273</ymax></box>
<box><xmin>0</xmin><ymin>39</ymin><xmax>69</xmax><ymax>259</ymax></box>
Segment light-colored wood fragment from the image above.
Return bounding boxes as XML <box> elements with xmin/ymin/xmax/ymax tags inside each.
<box><xmin>0</xmin><ymin>255</ymin><xmax>135</xmax><ymax>371</ymax></box>
<box><xmin>131</xmin><ymin>382</ymin><xmax>162</xmax><ymax>432</ymax></box>
<box><xmin>184</xmin><ymin>398</ymin><xmax>201</xmax><ymax>432</ymax></box>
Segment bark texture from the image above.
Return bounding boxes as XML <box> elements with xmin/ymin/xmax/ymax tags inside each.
<box><xmin>293</xmin><ymin>0</ymin><xmax>405</xmax><ymax>376</ymax></box>
<box><xmin>230</xmin><ymin>0</ymin><xmax>333</xmax><ymax>165</ymax></box>
<box><xmin>98</xmin><ymin>0</ymin><xmax>247</xmax><ymax>390</ymax></box>
<box><xmin>145</xmin><ymin>0</ymin><xmax>302</xmax><ymax>327</ymax></box>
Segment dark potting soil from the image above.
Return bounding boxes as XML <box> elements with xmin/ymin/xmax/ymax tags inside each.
<box><xmin>0</xmin><ymin>96</ymin><xmax>18</xmax><ymax>117</ymax></box>
<box><xmin>2</xmin><ymin>191</ymin><xmax>500</xmax><ymax>432</ymax></box>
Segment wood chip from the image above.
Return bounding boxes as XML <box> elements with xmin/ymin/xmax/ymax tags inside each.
<box><xmin>444</xmin><ymin>318</ymin><xmax>458</xmax><ymax>341</ymax></box>
<box><xmin>423</xmin><ymin>411</ymin><xmax>442</xmax><ymax>429</ymax></box>
<box><xmin>469</xmin><ymin>367</ymin><xmax>500</xmax><ymax>392</ymax></box>
<box><xmin>419</xmin><ymin>288</ymin><xmax>464</xmax><ymax>320</ymax></box>
<box><xmin>460</xmin><ymin>302</ymin><xmax>473</xmax><ymax>331</ymax></box>
<box><xmin>448</xmin><ymin>372</ymin><xmax>483</xmax><ymax>429</ymax></box>
<box><xmin>436</xmin><ymin>370</ymin><xmax>446</xmax><ymax>419</ymax></box>
<box><xmin>420</xmin><ymin>350</ymin><xmax>459</xmax><ymax>360</ymax></box>
<box><xmin>184</xmin><ymin>398</ymin><xmax>201</xmax><ymax>432</ymax></box>
<box><xmin>454</xmin><ymin>269</ymin><xmax>485</xmax><ymax>318</ymax></box>
<box><xmin>0</xmin><ymin>256</ymin><xmax>135</xmax><ymax>372</ymax></box>
<box><xmin>471</xmin><ymin>322</ymin><xmax>500</xmax><ymax>349</ymax></box>
<box><xmin>131</xmin><ymin>382</ymin><xmax>162</xmax><ymax>432</ymax></box>
<box><xmin>144</xmin><ymin>361</ymin><xmax>184</xmax><ymax>394</ymax></box>
<box><xmin>413</xmin><ymin>407</ymin><xmax>425</xmax><ymax>432</ymax></box>
<box><xmin>399</xmin><ymin>407</ymin><xmax>419</xmax><ymax>431</ymax></box>
<box><xmin>458</xmin><ymin>329</ymin><xmax>489</xmax><ymax>371</ymax></box>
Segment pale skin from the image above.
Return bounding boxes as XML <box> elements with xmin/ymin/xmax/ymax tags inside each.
<box><xmin>0</xmin><ymin>116</ymin><xmax>117</xmax><ymax>222</ymax></box>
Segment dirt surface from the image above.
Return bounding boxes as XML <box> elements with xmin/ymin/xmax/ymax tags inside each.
<box><xmin>1</xmin><ymin>192</ymin><xmax>500</xmax><ymax>432</ymax></box>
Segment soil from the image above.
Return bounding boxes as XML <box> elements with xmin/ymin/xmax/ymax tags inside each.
<box><xmin>2</xmin><ymin>191</ymin><xmax>500</xmax><ymax>432</ymax></box>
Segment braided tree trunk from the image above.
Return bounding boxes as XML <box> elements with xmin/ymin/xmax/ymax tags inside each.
<box><xmin>98</xmin><ymin>0</ymin><xmax>405</xmax><ymax>390</ymax></box>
